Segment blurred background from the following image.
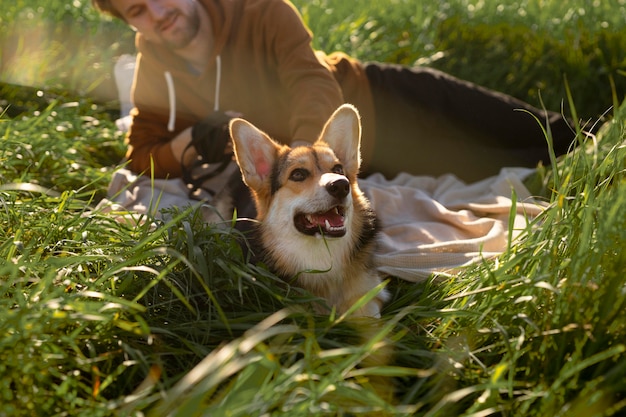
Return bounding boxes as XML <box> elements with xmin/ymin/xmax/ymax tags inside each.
<box><xmin>1</xmin><ymin>0</ymin><xmax>625</xmax><ymax>120</ymax></box>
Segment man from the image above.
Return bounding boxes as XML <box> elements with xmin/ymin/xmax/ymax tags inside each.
<box><xmin>93</xmin><ymin>0</ymin><xmax>576</xmax><ymax>184</ymax></box>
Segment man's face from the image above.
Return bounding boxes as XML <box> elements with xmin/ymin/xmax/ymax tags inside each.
<box><xmin>110</xmin><ymin>0</ymin><xmax>201</xmax><ymax>49</ymax></box>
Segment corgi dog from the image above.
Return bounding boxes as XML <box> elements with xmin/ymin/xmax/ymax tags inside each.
<box><xmin>229</xmin><ymin>104</ymin><xmax>389</xmax><ymax>317</ymax></box>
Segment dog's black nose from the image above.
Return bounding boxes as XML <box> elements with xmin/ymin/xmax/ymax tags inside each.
<box><xmin>326</xmin><ymin>177</ymin><xmax>350</xmax><ymax>199</ymax></box>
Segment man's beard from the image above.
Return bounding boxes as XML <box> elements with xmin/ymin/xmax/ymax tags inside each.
<box><xmin>158</xmin><ymin>2</ymin><xmax>201</xmax><ymax>50</ymax></box>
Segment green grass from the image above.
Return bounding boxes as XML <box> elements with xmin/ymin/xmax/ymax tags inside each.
<box><xmin>2</xmin><ymin>0</ymin><xmax>626</xmax><ymax>416</ymax></box>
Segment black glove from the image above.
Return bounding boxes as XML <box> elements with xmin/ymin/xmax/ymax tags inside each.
<box><xmin>182</xmin><ymin>112</ymin><xmax>234</xmax><ymax>197</ymax></box>
<box><xmin>189</xmin><ymin>111</ymin><xmax>232</xmax><ymax>163</ymax></box>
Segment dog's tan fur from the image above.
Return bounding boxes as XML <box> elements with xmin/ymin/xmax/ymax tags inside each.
<box><xmin>229</xmin><ymin>104</ymin><xmax>389</xmax><ymax>317</ymax></box>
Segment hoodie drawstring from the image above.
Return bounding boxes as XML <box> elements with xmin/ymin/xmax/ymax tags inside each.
<box><xmin>164</xmin><ymin>54</ymin><xmax>222</xmax><ymax>132</ymax></box>
<box><xmin>214</xmin><ymin>55</ymin><xmax>221</xmax><ymax>112</ymax></box>
<box><xmin>164</xmin><ymin>71</ymin><xmax>176</xmax><ymax>132</ymax></box>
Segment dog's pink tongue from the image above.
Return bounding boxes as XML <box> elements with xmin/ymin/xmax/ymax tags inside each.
<box><xmin>312</xmin><ymin>209</ymin><xmax>344</xmax><ymax>227</ymax></box>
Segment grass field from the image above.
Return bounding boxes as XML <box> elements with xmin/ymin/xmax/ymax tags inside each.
<box><xmin>1</xmin><ymin>1</ymin><xmax>626</xmax><ymax>416</ymax></box>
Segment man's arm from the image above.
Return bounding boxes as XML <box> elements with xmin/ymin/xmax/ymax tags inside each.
<box><xmin>265</xmin><ymin>1</ymin><xmax>344</xmax><ymax>144</ymax></box>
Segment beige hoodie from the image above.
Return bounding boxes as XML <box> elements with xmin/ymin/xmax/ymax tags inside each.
<box><xmin>125</xmin><ymin>0</ymin><xmax>374</xmax><ymax>178</ymax></box>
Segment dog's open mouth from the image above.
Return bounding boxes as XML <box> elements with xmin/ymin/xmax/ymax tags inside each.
<box><xmin>294</xmin><ymin>206</ymin><xmax>347</xmax><ymax>237</ymax></box>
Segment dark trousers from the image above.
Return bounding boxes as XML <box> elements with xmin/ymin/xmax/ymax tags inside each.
<box><xmin>364</xmin><ymin>63</ymin><xmax>575</xmax><ymax>181</ymax></box>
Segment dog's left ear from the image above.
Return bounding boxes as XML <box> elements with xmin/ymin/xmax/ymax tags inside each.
<box><xmin>317</xmin><ymin>104</ymin><xmax>362</xmax><ymax>177</ymax></box>
<box><xmin>229</xmin><ymin>118</ymin><xmax>281</xmax><ymax>192</ymax></box>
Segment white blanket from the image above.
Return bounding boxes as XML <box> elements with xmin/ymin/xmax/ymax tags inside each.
<box><xmin>358</xmin><ymin>168</ymin><xmax>544</xmax><ymax>281</ymax></box>
<box><xmin>97</xmin><ymin>166</ymin><xmax>545</xmax><ymax>281</ymax></box>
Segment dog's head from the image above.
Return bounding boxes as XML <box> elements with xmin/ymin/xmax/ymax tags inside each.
<box><xmin>229</xmin><ymin>104</ymin><xmax>363</xmax><ymax>239</ymax></box>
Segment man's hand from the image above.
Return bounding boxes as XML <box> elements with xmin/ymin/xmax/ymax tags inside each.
<box><xmin>190</xmin><ymin>111</ymin><xmax>233</xmax><ymax>163</ymax></box>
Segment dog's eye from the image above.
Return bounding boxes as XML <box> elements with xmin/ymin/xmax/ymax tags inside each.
<box><xmin>289</xmin><ymin>168</ymin><xmax>309</xmax><ymax>182</ymax></box>
<box><xmin>332</xmin><ymin>164</ymin><xmax>344</xmax><ymax>175</ymax></box>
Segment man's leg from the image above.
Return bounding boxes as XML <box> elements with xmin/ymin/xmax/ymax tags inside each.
<box><xmin>364</xmin><ymin>63</ymin><xmax>576</xmax><ymax>180</ymax></box>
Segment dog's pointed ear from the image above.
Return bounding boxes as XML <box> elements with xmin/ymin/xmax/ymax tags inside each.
<box><xmin>317</xmin><ymin>104</ymin><xmax>361</xmax><ymax>176</ymax></box>
<box><xmin>229</xmin><ymin>118</ymin><xmax>280</xmax><ymax>192</ymax></box>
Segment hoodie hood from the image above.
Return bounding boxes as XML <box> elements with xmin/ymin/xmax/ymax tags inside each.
<box><xmin>205</xmin><ymin>0</ymin><xmax>236</xmax><ymax>60</ymax></box>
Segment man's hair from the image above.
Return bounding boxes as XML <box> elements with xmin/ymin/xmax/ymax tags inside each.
<box><xmin>91</xmin><ymin>0</ymin><xmax>124</xmax><ymax>20</ymax></box>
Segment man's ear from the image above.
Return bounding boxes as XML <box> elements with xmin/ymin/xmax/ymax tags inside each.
<box><xmin>229</xmin><ymin>119</ymin><xmax>281</xmax><ymax>192</ymax></box>
<box><xmin>316</xmin><ymin>104</ymin><xmax>362</xmax><ymax>177</ymax></box>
